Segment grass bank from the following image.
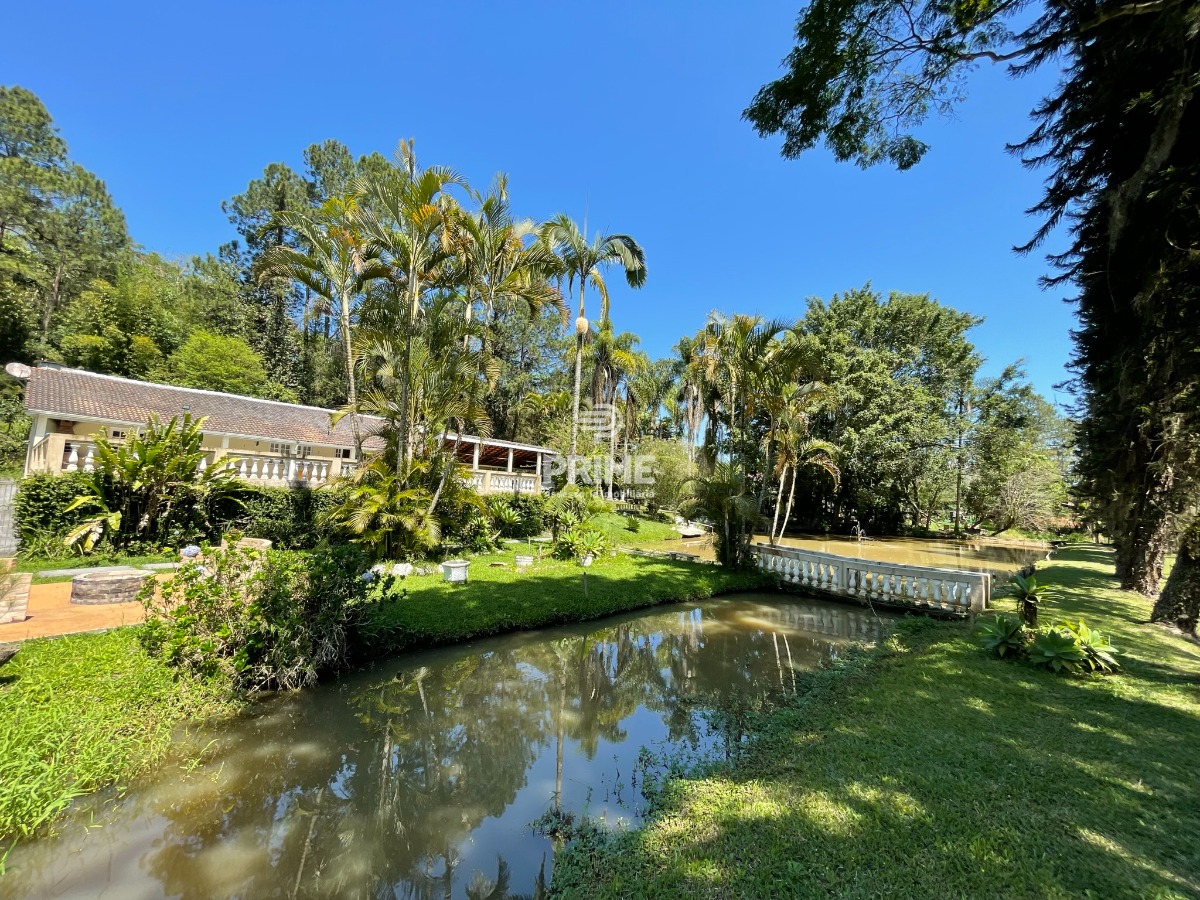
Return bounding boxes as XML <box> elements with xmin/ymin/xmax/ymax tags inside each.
<box><xmin>552</xmin><ymin>545</ymin><xmax>1200</xmax><ymax>898</ymax></box>
<box><xmin>361</xmin><ymin>550</ymin><xmax>768</xmax><ymax>653</ymax></box>
<box><xmin>0</xmin><ymin>629</ymin><xmax>236</xmax><ymax>857</ymax></box>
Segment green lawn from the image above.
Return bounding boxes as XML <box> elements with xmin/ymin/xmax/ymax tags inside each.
<box><xmin>360</xmin><ymin>550</ymin><xmax>767</xmax><ymax>653</ymax></box>
<box><xmin>588</xmin><ymin>511</ymin><xmax>681</xmax><ymax>546</ymax></box>
<box><xmin>0</xmin><ymin>630</ymin><xmax>236</xmax><ymax>859</ymax></box>
<box><xmin>13</xmin><ymin>551</ymin><xmax>177</xmax><ymax>584</ymax></box>
<box><xmin>552</xmin><ymin>545</ymin><xmax>1200</xmax><ymax>898</ymax></box>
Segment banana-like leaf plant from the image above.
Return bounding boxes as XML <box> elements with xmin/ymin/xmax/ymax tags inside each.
<box><xmin>65</xmin><ymin>415</ymin><xmax>237</xmax><ymax>552</ymax></box>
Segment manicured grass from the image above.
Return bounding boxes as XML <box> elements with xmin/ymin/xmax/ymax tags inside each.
<box><xmin>588</xmin><ymin>511</ymin><xmax>682</xmax><ymax>546</ymax></box>
<box><xmin>553</xmin><ymin>545</ymin><xmax>1200</xmax><ymax>898</ymax></box>
<box><xmin>361</xmin><ymin>550</ymin><xmax>769</xmax><ymax>652</ymax></box>
<box><xmin>0</xmin><ymin>629</ymin><xmax>236</xmax><ymax>857</ymax></box>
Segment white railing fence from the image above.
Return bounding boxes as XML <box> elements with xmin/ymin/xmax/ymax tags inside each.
<box><xmin>754</xmin><ymin>543</ymin><xmax>991</xmax><ymax>614</ymax></box>
<box><xmin>469</xmin><ymin>470</ymin><xmax>539</xmax><ymax>495</ymax></box>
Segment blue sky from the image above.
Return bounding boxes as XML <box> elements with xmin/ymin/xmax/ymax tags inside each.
<box><xmin>3</xmin><ymin>0</ymin><xmax>1076</xmax><ymax>406</ymax></box>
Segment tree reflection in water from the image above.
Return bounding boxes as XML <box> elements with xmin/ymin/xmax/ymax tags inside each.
<box><xmin>4</xmin><ymin>594</ymin><xmax>893</xmax><ymax>900</ymax></box>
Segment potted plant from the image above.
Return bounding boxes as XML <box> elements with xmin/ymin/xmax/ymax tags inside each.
<box><xmin>1009</xmin><ymin>573</ymin><xmax>1046</xmax><ymax>627</ymax></box>
<box><xmin>441</xmin><ymin>559</ymin><xmax>470</xmax><ymax>584</ymax></box>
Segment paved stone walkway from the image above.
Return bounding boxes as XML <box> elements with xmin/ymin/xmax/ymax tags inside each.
<box><xmin>0</xmin><ymin>578</ymin><xmax>155</xmax><ymax>642</ymax></box>
<box><xmin>34</xmin><ymin>562</ymin><xmax>180</xmax><ymax>578</ymax></box>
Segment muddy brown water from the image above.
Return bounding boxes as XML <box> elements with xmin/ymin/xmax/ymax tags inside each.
<box><xmin>5</xmin><ymin>537</ymin><xmax>1045</xmax><ymax>898</ymax></box>
<box><xmin>647</xmin><ymin>533</ymin><xmax>1048</xmax><ymax>577</ymax></box>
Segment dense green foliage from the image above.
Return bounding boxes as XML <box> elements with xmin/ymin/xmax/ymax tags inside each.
<box><xmin>743</xmin><ymin>0</ymin><xmax>1198</xmax><ymax>609</ymax></box>
<box><xmin>0</xmin><ymin>630</ymin><xmax>236</xmax><ymax>853</ymax></box>
<box><xmin>64</xmin><ymin>415</ymin><xmax>237</xmax><ymax>551</ymax></box>
<box><xmin>141</xmin><ymin>545</ymin><xmax>371</xmax><ymax>692</ymax></box>
<box><xmin>210</xmin><ymin>484</ymin><xmax>341</xmax><ymax>549</ymax></box>
<box><xmin>551</xmin><ymin>547</ymin><xmax>1200</xmax><ymax>896</ymax></box>
<box><xmin>12</xmin><ymin>471</ymin><xmax>91</xmax><ymax>547</ymax></box>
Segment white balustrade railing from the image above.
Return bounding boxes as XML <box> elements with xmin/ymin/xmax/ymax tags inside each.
<box><xmin>231</xmin><ymin>455</ymin><xmax>334</xmax><ymax>486</ymax></box>
<box><xmin>469</xmin><ymin>470</ymin><xmax>540</xmax><ymax>495</ymax></box>
<box><xmin>754</xmin><ymin>543</ymin><xmax>991</xmax><ymax>614</ymax></box>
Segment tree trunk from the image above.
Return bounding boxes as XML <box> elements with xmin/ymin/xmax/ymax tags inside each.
<box><xmin>1122</xmin><ymin>500</ymin><xmax>1173</xmax><ymax>596</ymax></box>
<box><xmin>782</xmin><ymin>466</ymin><xmax>798</xmax><ymax>542</ymax></box>
<box><xmin>769</xmin><ymin>465</ymin><xmax>788</xmax><ymax>545</ymax></box>
<box><xmin>567</xmin><ymin>279</ymin><xmax>586</xmax><ymax>486</ymax></box>
<box><xmin>339</xmin><ymin>291</ymin><xmax>360</xmax><ymax>451</ymax></box>
<box><xmin>1151</xmin><ymin>521</ymin><xmax>1200</xmax><ymax>633</ymax></box>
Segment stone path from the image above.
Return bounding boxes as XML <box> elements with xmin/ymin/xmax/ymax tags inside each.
<box><xmin>0</xmin><ymin>579</ymin><xmax>154</xmax><ymax>642</ymax></box>
<box><xmin>34</xmin><ymin>562</ymin><xmax>181</xmax><ymax>578</ymax></box>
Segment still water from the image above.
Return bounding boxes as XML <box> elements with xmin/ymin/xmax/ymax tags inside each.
<box><xmin>650</xmin><ymin>533</ymin><xmax>1047</xmax><ymax>576</ymax></box>
<box><xmin>4</xmin><ymin>594</ymin><xmax>896</xmax><ymax>899</ymax></box>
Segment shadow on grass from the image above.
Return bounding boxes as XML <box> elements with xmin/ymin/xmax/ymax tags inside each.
<box><xmin>558</xmin><ymin>546</ymin><xmax>1200</xmax><ymax>898</ymax></box>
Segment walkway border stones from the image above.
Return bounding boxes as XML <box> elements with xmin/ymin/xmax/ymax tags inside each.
<box><xmin>1</xmin><ymin>572</ymin><xmax>31</xmax><ymax>624</ymax></box>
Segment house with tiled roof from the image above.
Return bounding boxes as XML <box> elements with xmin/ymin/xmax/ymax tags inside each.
<box><xmin>18</xmin><ymin>365</ymin><xmax>554</xmax><ymax>495</ymax></box>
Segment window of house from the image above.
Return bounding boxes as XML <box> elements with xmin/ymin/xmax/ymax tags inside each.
<box><xmin>335</xmin><ymin>448</ymin><xmax>352</xmax><ymax>459</ymax></box>
<box><xmin>108</xmin><ymin>429</ymin><xmax>126</xmax><ymax>440</ymax></box>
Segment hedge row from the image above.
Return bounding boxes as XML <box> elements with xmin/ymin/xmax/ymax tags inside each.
<box><xmin>14</xmin><ymin>473</ymin><xmax>343</xmax><ymax>553</ymax></box>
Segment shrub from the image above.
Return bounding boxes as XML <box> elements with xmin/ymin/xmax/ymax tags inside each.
<box><xmin>140</xmin><ymin>544</ymin><xmax>373</xmax><ymax>693</ymax></box>
<box><xmin>65</xmin><ymin>415</ymin><xmax>238</xmax><ymax>552</ymax></box>
<box><xmin>1028</xmin><ymin>627</ymin><xmax>1088</xmax><ymax>673</ymax></box>
<box><xmin>974</xmin><ymin>613</ymin><xmax>1029</xmax><ymax>658</ymax></box>
<box><xmin>545</xmin><ymin>486</ymin><xmax>608</xmax><ymax>539</ymax></box>
<box><xmin>488</xmin><ymin>494</ymin><xmax>548</xmax><ymax>540</ymax></box>
<box><xmin>14</xmin><ymin>472</ymin><xmax>93</xmax><ymax>549</ymax></box>
<box><xmin>1009</xmin><ymin>573</ymin><xmax>1048</xmax><ymax>627</ymax></box>
<box><xmin>207</xmin><ymin>485</ymin><xmax>342</xmax><ymax>550</ymax></box>
<box><xmin>1059</xmin><ymin>619</ymin><xmax>1120</xmax><ymax>673</ymax></box>
<box><xmin>553</xmin><ymin>525</ymin><xmax>610</xmax><ymax>561</ymax></box>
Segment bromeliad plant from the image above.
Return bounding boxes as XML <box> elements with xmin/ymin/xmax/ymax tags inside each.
<box><xmin>976</xmin><ymin>595</ymin><xmax>1120</xmax><ymax>675</ymax></box>
<box><xmin>65</xmin><ymin>415</ymin><xmax>237</xmax><ymax>552</ymax></box>
<box><xmin>974</xmin><ymin>612</ymin><xmax>1029</xmax><ymax>658</ymax></box>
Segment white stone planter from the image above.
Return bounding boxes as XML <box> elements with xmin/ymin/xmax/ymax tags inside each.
<box><xmin>515</xmin><ymin>555</ymin><xmax>534</xmax><ymax>572</ymax></box>
<box><xmin>442</xmin><ymin>560</ymin><xmax>470</xmax><ymax>584</ymax></box>
<box><xmin>580</xmin><ymin>554</ymin><xmax>595</xmax><ymax>568</ymax></box>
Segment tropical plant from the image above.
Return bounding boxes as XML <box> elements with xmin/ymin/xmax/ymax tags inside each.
<box><xmin>489</xmin><ymin>498</ymin><xmax>522</xmax><ymax>537</ymax></box>
<box><xmin>1059</xmin><ymin>619</ymin><xmax>1121</xmax><ymax>674</ymax></box>
<box><xmin>255</xmin><ymin>196</ymin><xmax>387</xmax><ymax>446</ymax></box>
<box><xmin>683</xmin><ymin>461</ymin><xmax>762</xmax><ymax>569</ymax></box>
<box><xmin>553</xmin><ymin>525</ymin><xmax>609</xmax><ymax>562</ymax></box>
<box><xmin>65</xmin><ymin>415</ymin><xmax>237</xmax><ymax>551</ymax></box>
<box><xmin>545</xmin><ymin>485</ymin><xmax>608</xmax><ymax>540</ymax></box>
<box><xmin>539</xmin><ymin>214</ymin><xmax>646</xmax><ymax>485</ymax></box>
<box><xmin>1027</xmin><ymin>626</ymin><xmax>1087</xmax><ymax>673</ymax></box>
<box><xmin>974</xmin><ymin>613</ymin><xmax>1028</xmax><ymax>659</ymax></box>
<box><xmin>1009</xmin><ymin>573</ymin><xmax>1047</xmax><ymax>627</ymax></box>
<box><xmin>320</xmin><ymin>456</ymin><xmax>438</xmax><ymax>560</ymax></box>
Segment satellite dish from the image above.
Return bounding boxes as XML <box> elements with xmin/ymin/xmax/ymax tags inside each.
<box><xmin>4</xmin><ymin>362</ymin><xmax>31</xmax><ymax>380</ymax></box>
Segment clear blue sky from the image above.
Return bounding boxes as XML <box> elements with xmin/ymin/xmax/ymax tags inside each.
<box><xmin>3</xmin><ymin>0</ymin><xmax>1076</xmax><ymax>406</ymax></box>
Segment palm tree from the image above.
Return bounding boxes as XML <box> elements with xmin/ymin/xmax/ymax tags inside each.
<box><xmin>539</xmin><ymin>214</ymin><xmax>646</xmax><ymax>485</ymax></box>
<box><xmin>256</xmin><ymin>196</ymin><xmax>387</xmax><ymax>446</ymax></box>
<box><xmin>354</xmin><ymin>141</ymin><xmax>466</xmax><ymax>465</ymax></box>
<box><xmin>589</xmin><ymin>320</ymin><xmax>644</xmax><ymax>498</ymax></box>
<box><xmin>697</xmin><ymin>313</ymin><xmax>787</xmax><ymax>479</ymax></box>
<box><xmin>452</xmin><ymin>174</ymin><xmax>567</xmax><ymax>349</ymax></box>
<box><xmin>683</xmin><ymin>461</ymin><xmax>762</xmax><ymax>568</ymax></box>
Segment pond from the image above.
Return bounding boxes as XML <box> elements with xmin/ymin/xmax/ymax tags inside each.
<box><xmin>4</xmin><ymin>594</ymin><xmax>897</xmax><ymax>899</ymax></box>
<box><xmin>646</xmin><ymin>533</ymin><xmax>1048</xmax><ymax>576</ymax></box>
